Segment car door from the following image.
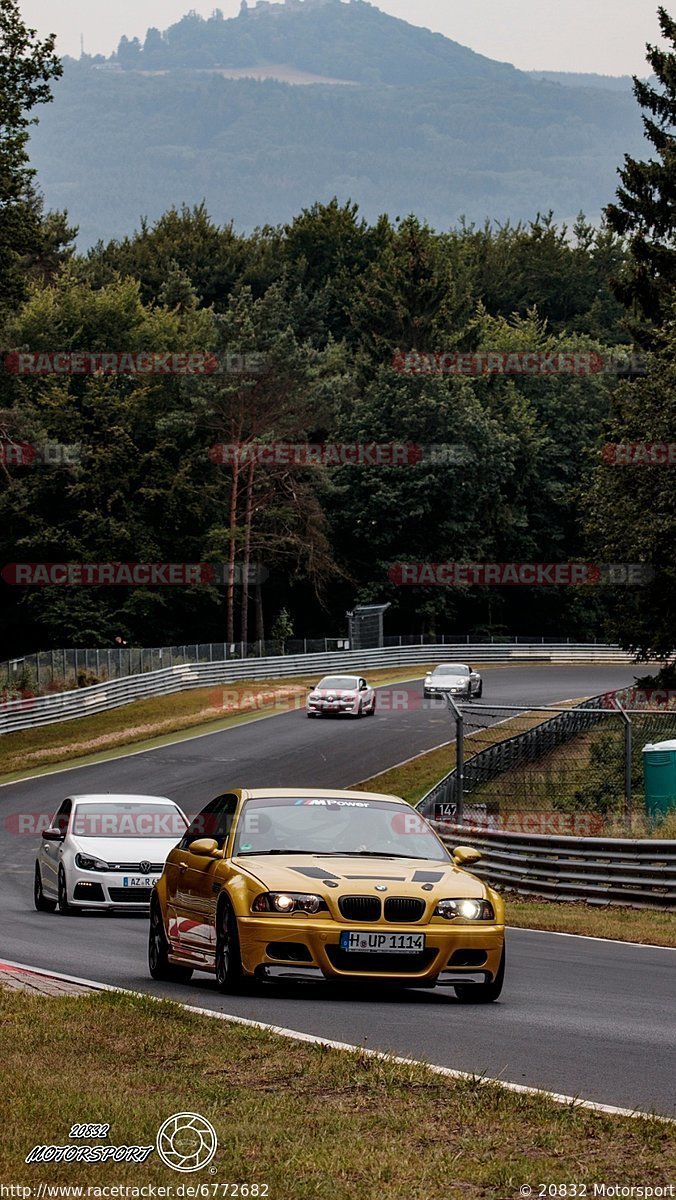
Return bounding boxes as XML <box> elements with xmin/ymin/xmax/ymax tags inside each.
<box><xmin>171</xmin><ymin>794</ymin><xmax>239</xmax><ymax>960</ymax></box>
<box><xmin>40</xmin><ymin>798</ymin><xmax>71</xmax><ymax>897</ymax></box>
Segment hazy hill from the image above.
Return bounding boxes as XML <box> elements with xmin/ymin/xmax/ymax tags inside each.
<box><xmin>526</xmin><ymin>71</ymin><xmax>638</xmax><ymax>92</ymax></box>
<box><xmin>114</xmin><ymin>0</ymin><xmax>521</xmax><ymax>84</ymax></box>
<box><xmin>27</xmin><ymin>0</ymin><xmax>646</xmax><ymax>246</ymax></box>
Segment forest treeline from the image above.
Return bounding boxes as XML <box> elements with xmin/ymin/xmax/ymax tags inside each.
<box><xmin>1</xmin><ymin>1</ymin><xmax>675</xmax><ymax>663</ymax></box>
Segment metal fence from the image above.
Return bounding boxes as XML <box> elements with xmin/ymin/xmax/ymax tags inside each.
<box><xmin>1</xmin><ymin>636</ymin><xmax>626</xmax><ymax>694</ymax></box>
<box><xmin>0</xmin><ymin>643</ymin><xmax>638</xmax><ymax>735</ymax></box>
<box><xmin>0</xmin><ymin>639</ymin><xmax>352</xmax><ymax>692</ymax></box>
<box><xmin>432</xmin><ymin>823</ymin><xmax>676</xmax><ymax>908</ymax></box>
<box><xmin>417</xmin><ymin>697</ymin><xmax>676</xmax><ymax>836</ymax></box>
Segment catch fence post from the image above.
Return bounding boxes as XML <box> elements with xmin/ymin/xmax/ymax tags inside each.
<box><xmin>614</xmin><ymin>700</ymin><xmax>633</xmax><ymax>832</ymax></box>
<box><xmin>446</xmin><ymin>694</ymin><xmax>464</xmax><ymax>825</ymax></box>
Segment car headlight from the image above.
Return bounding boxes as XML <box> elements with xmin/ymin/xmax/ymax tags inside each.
<box><xmin>434</xmin><ymin>898</ymin><xmax>494</xmax><ymax>921</ymax></box>
<box><xmin>75</xmin><ymin>853</ymin><xmax>109</xmax><ymax>872</ymax></box>
<box><xmin>251</xmin><ymin>892</ymin><xmax>327</xmax><ymax>915</ymax></box>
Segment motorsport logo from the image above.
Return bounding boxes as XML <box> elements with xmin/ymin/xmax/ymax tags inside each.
<box><xmin>25</xmin><ymin>1113</ymin><xmax>218</xmax><ymax>1173</ymax></box>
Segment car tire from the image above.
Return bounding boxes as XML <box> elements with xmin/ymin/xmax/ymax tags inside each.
<box><xmin>367</xmin><ymin>699</ymin><xmax>376</xmax><ymax>716</ymax></box>
<box><xmin>356</xmin><ymin>701</ymin><xmax>364</xmax><ymax>718</ymax></box>
<box><xmin>57</xmin><ymin>865</ymin><xmax>78</xmax><ymax>915</ymax></box>
<box><xmin>34</xmin><ymin>863</ymin><xmax>56</xmax><ymax>913</ymax></box>
<box><xmin>476</xmin><ymin>684</ymin><xmax>483</xmax><ymax>699</ymax></box>
<box><xmin>453</xmin><ymin>945</ymin><xmax>505</xmax><ymax>1004</ymax></box>
<box><xmin>215</xmin><ymin>897</ymin><xmax>246</xmax><ymax>993</ymax></box>
<box><xmin>148</xmin><ymin>897</ymin><xmax>193</xmax><ymax>983</ymax></box>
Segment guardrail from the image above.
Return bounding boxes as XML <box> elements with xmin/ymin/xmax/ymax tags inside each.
<box><xmin>0</xmin><ymin>643</ymin><xmax>637</xmax><ymax>736</ymax></box>
<box><xmin>1</xmin><ymin>634</ymin><xmax>614</xmax><ymax>690</ymax></box>
<box><xmin>434</xmin><ymin>823</ymin><xmax>676</xmax><ymax>909</ymax></box>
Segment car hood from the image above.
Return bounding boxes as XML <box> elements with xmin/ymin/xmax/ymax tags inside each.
<box><xmin>428</xmin><ymin>675</ymin><xmax>469</xmax><ymax>686</ymax></box>
<box><xmin>233</xmin><ymin>854</ymin><xmax>486</xmax><ymax>898</ymax></box>
<box><xmin>311</xmin><ymin>689</ymin><xmax>356</xmax><ymax>697</ymax></box>
<box><xmin>70</xmin><ymin>836</ymin><xmax>181</xmax><ymax>863</ymax></box>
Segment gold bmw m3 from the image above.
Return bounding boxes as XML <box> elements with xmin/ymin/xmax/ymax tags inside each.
<box><xmin>148</xmin><ymin>788</ymin><xmax>505</xmax><ymax>1002</ymax></box>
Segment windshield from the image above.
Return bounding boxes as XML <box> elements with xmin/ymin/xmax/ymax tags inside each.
<box><xmin>233</xmin><ymin>796</ymin><xmax>449</xmax><ymax>860</ymax></box>
<box><xmin>316</xmin><ymin>677</ymin><xmax>358</xmax><ymax>690</ymax></box>
<box><xmin>433</xmin><ymin>664</ymin><xmax>469</xmax><ymax>676</ymax></box>
<box><xmin>71</xmin><ymin>802</ymin><xmax>187</xmax><ymax>839</ymax></box>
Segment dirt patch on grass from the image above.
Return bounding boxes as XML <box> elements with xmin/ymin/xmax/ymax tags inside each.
<box><xmin>0</xmin><ymin>666</ymin><xmax>436</xmax><ymax>779</ymax></box>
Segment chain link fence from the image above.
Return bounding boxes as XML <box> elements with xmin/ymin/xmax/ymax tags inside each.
<box><xmin>0</xmin><ymin>638</ymin><xmax>353</xmax><ymax>697</ymax></box>
<box><xmin>418</xmin><ymin>696</ymin><xmax>676</xmax><ymax>836</ymax></box>
<box><xmin>1</xmin><ymin>636</ymin><xmax>619</xmax><ymax>698</ymax></box>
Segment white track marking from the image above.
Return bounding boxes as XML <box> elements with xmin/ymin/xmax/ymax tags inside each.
<box><xmin>0</xmin><ymin>673</ymin><xmax>430</xmax><ymax>789</ymax></box>
<box><xmin>507</xmin><ymin>925</ymin><xmax>676</xmax><ymax>950</ymax></box>
<box><xmin>1</xmin><ymin>956</ymin><xmax>673</xmax><ymax>1124</ymax></box>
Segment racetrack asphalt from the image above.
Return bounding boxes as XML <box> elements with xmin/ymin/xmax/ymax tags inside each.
<box><xmin>1</xmin><ymin>663</ymin><xmax>674</xmax><ymax>1116</ymax></box>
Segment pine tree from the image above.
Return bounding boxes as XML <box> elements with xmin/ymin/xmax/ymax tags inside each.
<box><xmin>0</xmin><ymin>0</ymin><xmax>62</xmax><ymax>309</ymax></box>
<box><xmin>606</xmin><ymin>6</ymin><xmax>676</xmax><ymax>330</ymax></box>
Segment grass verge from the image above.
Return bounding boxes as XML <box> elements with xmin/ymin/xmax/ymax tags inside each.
<box><xmin>1</xmin><ymin>988</ymin><xmax>673</xmax><ymax>1198</ymax></box>
<box><xmin>0</xmin><ymin>666</ymin><xmax>436</xmax><ymax>782</ymax></box>
<box><xmin>352</xmin><ymin>708</ymin><xmax>553</xmax><ymax>803</ymax></box>
<box><xmin>505</xmin><ymin>895</ymin><xmax>676</xmax><ymax>948</ymax></box>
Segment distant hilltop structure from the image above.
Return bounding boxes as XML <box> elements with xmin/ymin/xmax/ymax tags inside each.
<box><xmin>241</xmin><ymin>0</ymin><xmax>340</xmax><ymax>14</ymax></box>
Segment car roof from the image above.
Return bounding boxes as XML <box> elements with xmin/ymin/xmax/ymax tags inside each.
<box><xmin>319</xmin><ymin>674</ymin><xmax>360</xmax><ymax>680</ymax></box>
<box><xmin>239</xmin><ymin>787</ymin><xmax>406</xmax><ymax>805</ymax></box>
<box><xmin>434</xmin><ymin>663</ymin><xmax>469</xmax><ymax>671</ymax></box>
<box><xmin>68</xmin><ymin>794</ymin><xmax>176</xmax><ymax>804</ymax></box>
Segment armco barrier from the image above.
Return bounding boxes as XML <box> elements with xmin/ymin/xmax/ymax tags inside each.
<box><xmin>0</xmin><ymin>643</ymin><xmax>636</xmax><ymax>736</ymax></box>
<box><xmin>434</xmin><ymin>823</ymin><xmax>676</xmax><ymax>908</ymax></box>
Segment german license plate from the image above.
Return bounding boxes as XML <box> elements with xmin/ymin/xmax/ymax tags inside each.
<box><xmin>339</xmin><ymin>931</ymin><xmax>425</xmax><ymax>953</ymax></box>
<box><xmin>122</xmin><ymin>876</ymin><xmax>159</xmax><ymax>888</ymax></box>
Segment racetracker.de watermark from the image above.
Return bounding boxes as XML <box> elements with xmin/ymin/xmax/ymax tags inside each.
<box><xmin>1</xmin><ymin>563</ymin><xmax>269</xmax><ymax>586</ymax></box>
<box><xmin>208</xmin><ymin>442</ymin><xmax>469</xmax><ymax>467</ymax></box>
<box><xmin>4</xmin><ymin>811</ymin><xmax>189</xmax><ymax>837</ymax></box>
<box><xmin>0</xmin><ymin>440</ymin><xmax>81</xmax><ymax>466</ymax></box>
<box><xmin>387</xmin><ymin>562</ymin><xmax>654</xmax><ymax>586</ymax></box>
<box><xmin>433</xmin><ymin>810</ymin><xmax>605</xmax><ymax>836</ymax></box>
<box><xmin>602</xmin><ymin>442</ymin><xmax>676</xmax><ymax>465</ymax></box>
<box><xmin>3</xmin><ymin>351</ymin><xmax>267</xmax><ymax>376</ymax></box>
<box><xmin>390</xmin><ymin>350</ymin><xmax>648</xmax><ymax>376</ymax></box>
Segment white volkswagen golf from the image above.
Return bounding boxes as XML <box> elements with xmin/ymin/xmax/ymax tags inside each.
<box><xmin>34</xmin><ymin>793</ymin><xmax>189</xmax><ymax>914</ymax></box>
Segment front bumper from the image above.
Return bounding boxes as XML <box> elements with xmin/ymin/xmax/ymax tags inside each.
<box><xmin>307</xmin><ymin>702</ymin><xmax>359</xmax><ymax>715</ymax></box>
<box><xmin>424</xmin><ymin>687</ymin><xmax>470</xmax><ymax>698</ymax></box>
<box><xmin>70</xmin><ymin>870</ymin><xmax>159</xmax><ymax>909</ymax></box>
<box><xmin>238</xmin><ymin>915</ymin><xmax>504</xmax><ymax>984</ymax></box>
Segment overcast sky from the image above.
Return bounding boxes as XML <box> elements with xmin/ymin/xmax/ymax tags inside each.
<box><xmin>19</xmin><ymin>0</ymin><xmax>664</xmax><ymax>75</ymax></box>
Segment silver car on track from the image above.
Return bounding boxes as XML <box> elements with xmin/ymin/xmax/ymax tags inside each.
<box><xmin>423</xmin><ymin>663</ymin><xmax>482</xmax><ymax>700</ymax></box>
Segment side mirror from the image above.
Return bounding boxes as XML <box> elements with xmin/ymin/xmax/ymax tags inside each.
<box><xmin>360</xmin><ymin>682</ymin><xmax>368</xmax><ymax>691</ymax></box>
<box><xmin>189</xmin><ymin>837</ymin><xmax>222</xmax><ymax>858</ymax></box>
<box><xmin>42</xmin><ymin>827</ymin><xmax>64</xmax><ymax>841</ymax></box>
<box><xmin>453</xmin><ymin>845</ymin><xmax>482</xmax><ymax>867</ymax></box>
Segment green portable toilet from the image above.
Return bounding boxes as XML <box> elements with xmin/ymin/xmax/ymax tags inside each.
<box><xmin>642</xmin><ymin>740</ymin><xmax>676</xmax><ymax>820</ymax></box>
